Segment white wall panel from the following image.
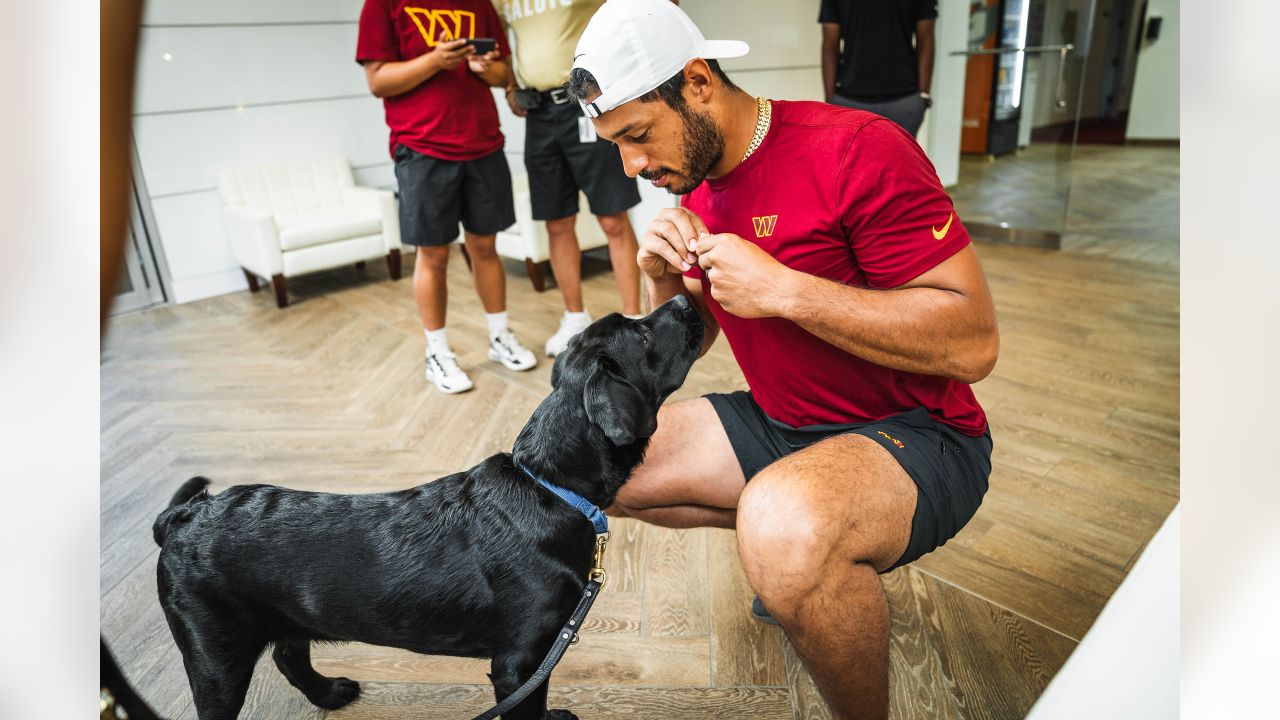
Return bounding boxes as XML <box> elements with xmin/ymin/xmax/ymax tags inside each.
<box><xmin>927</xmin><ymin>0</ymin><xmax>969</xmax><ymax>188</ymax></box>
<box><xmin>1127</xmin><ymin>0</ymin><xmax>1179</xmax><ymax>140</ymax></box>
<box><xmin>135</xmin><ymin>97</ymin><xmax>390</xmax><ymax>197</ymax></box>
<box><xmin>135</xmin><ymin>25</ymin><xmax>366</xmax><ymax>114</ymax></box>
<box><xmin>143</xmin><ymin>0</ymin><xmax>362</xmax><ymax>26</ymax></box>
<box><xmin>732</xmin><ymin>68</ymin><xmax>824</xmax><ymax>103</ymax></box>
<box><xmin>353</xmin><ymin>163</ymin><xmax>396</xmax><ymax>190</ymax></box>
<box><xmin>493</xmin><ymin>87</ymin><xmax>527</xmax><ymax>149</ymax></box>
<box><xmin>150</xmin><ymin>191</ymin><xmax>238</xmax><ymax>282</ymax></box>
<box><xmin>683</xmin><ymin>0</ymin><xmax>822</xmax><ymax>73</ymax></box>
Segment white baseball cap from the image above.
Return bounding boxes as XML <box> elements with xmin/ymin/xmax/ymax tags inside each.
<box><xmin>572</xmin><ymin>0</ymin><xmax>749</xmax><ymax>118</ymax></box>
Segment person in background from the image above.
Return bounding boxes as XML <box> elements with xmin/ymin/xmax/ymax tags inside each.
<box><xmin>357</xmin><ymin>0</ymin><xmax>538</xmax><ymax>395</ymax></box>
<box><xmin>820</xmin><ymin>0</ymin><xmax>937</xmax><ymax>137</ymax></box>
<box><xmin>496</xmin><ymin>1</ymin><xmax>674</xmax><ymax>356</ymax></box>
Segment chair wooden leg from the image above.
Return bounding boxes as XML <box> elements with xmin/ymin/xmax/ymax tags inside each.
<box><xmin>459</xmin><ymin>244</ymin><xmax>473</xmax><ymax>272</ymax></box>
<box><xmin>387</xmin><ymin>248</ymin><xmax>402</xmax><ymax>280</ymax></box>
<box><xmin>243</xmin><ymin>269</ymin><xmax>260</xmax><ymax>293</ymax></box>
<box><xmin>271</xmin><ymin>274</ymin><xmax>288</xmax><ymax>308</ymax></box>
<box><xmin>525</xmin><ymin>259</ymin><xmax>546</xmax><ymax>293</ymax></box>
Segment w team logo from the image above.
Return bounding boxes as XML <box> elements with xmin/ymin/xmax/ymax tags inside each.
<box><xmin>406</xmin><ymin>7</ymin><xmax>476</xmax><ymax>45</ymax></box>
<box><xmin>752</xmin><ymin>215</ymin><xmax>778</xmax><ymax>238</ymax></box>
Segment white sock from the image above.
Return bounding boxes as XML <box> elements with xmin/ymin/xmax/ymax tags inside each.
<box><xmin>485</xmin><ymin>311</ymin><xmax>509</xmax><ymax>340</ymax></box>
<box><xmin>623</xmin><ymin>313</ymin><xmax>646</xmax><ymax>320</ymax></box>
<box><xmin>566</xmin><ymin>310</ymin><xmax>591</xmax><ymax>323</ymax></box>
<box><xmin>424</xmin><ymin>327</ymin><xmax>451</xmax><ymax>355</ymax></box>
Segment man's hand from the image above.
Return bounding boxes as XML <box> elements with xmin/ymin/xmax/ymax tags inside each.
<box><xmin>638</xmin><ymin>207</ymin><xmax>709</xmax><ymax>277</ymax></box>
<box><xmin>468</xmin><ymin>49</ymin><xmax>500</xmax><ymax>75</ymax></box>
<box><xmin>430</xmin><ymin>38</ymin><xmax>474</xmax><ymax>73</ymax></box>
<box><xmin>505</xmin><ymin>86</ymin><xmax>527</xmax><ymax>117</ymax></box>
<box><xmin>694</xmin><ymin>232</ymin><xmax>797</xmax><ymax>319</ymax></box>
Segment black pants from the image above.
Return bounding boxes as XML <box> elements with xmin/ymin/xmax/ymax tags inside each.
<box><xmin>393</xmin><ymin>145</ymin><xmax>516</xmax><ymax>246</ymax></box>
<box><xmin>523</xmin><ymin>100</ymin><xmax>640</xmax><ymax>221</ymax></box>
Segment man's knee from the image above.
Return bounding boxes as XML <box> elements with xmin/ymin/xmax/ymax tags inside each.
<box><xmin>736</xmin><ymin>469</ymin><xmax>835</xmax><ymax>601</ymax></box>
<box><xmin>415</xmin><ymin>246</ymin><xmax>450</xmax><ymax>273</ymax></box>
<box><xmin>546</xmin><ymin>215</ymin><xmax>576</xmax><ymax>241</ymax></box>
<box><xmin>597</xmin><ymin>211</ymin><xmax>631</xmax><ymax>238</ymax></box>
<box><xmin>464</xmin><ymin>236</ymin><xmax>499</xmax><ymax>263</ymax></box>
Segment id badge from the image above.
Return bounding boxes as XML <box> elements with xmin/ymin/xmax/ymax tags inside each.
<box><xmin>578</xmin><ymin>115</ymin><xmax>598</xmax><ymax>143</ymax></box>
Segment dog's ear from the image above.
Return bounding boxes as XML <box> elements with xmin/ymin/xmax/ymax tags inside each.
<box><xmin>583</xmin><ymin>357</ymin><xmax>656</xmax><ymax>446</ymax></box>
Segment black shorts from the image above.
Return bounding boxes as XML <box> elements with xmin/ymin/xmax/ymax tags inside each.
<box><xmin>707</xmin><ymin>391</ymin><xmax>992</xmax><ymax>571</ymax></box>
<box><xmin>393</xmin><ymin>145</ymin><xmax>516</xmax><ymax>246</ymax></box>
<box><xmin>524</xmin><ymin>100</ymin><xmax>641</xmax><ymax>221</ymax></box>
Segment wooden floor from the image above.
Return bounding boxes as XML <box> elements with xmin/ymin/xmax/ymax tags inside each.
<box><xmin>951</xmin><ymin>143</ymin><xmax>1180</xmax><ymax>269</ymax></box>
<box><xmin>102</xmin><ymin>149</ymin><xmax>1178</xmax><ymax>719</ymax></box>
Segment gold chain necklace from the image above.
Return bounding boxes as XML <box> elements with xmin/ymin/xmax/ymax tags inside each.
<box><xmin>742</xmin><ymin>96</ymin><xmax>772</xmax><ymax>163</ymax></box>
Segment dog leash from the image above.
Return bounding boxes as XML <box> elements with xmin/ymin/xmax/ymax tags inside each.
<box><xmin>470</xmin><ymin>467</ymin><xmax>612</xmax><ymax>720</ymax></box>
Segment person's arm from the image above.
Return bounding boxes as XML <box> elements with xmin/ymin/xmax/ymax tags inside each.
<box><xmin>916</xmin><ymin>18</ymin><xmax>936</xmax><ymax>95</ymax></box>
<box><xmin>362</xmin><ymin>38</ymin><xmax>473</xmax><ymax>98</ymax></box>
<box><xmin>468</xmin><ymin>51</ymin><xmax>511</xmax><ymax>87</ymax></box>
<box><xmin>639</xmin><ymin>207</ymin><xmax>721</xmax><ymax>357</ymax></box>
<box><xmin>821</xmin><ymin>23</ymin><xmax>841</xmax><ymax>101</ymax></box>
<box><xmin>693</xmin><ymin>236</ymin><xmax>998</xmax><ymax>383</ymax></box>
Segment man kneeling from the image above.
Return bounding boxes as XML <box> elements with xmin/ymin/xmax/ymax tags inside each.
<box><xmin>567</xmin><ymin>2</ymin><xmax>1000</xmax><ymax>718</ymax></box>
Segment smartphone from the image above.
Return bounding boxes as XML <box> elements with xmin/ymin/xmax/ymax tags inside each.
<box><xmin>464</xmin><ymin>38</ymin><xmax>497</xmax><ymax>55</ymax></box>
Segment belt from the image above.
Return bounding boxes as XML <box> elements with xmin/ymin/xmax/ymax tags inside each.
<box><xmin>532</xmin><ymin>87</ymin><xmax>571</xmax><ymax>105</ymax></box>
<box><xmin>513</xmin><ymin>86</ymin><xmax>572</xmax><ymax>111</ymax></box>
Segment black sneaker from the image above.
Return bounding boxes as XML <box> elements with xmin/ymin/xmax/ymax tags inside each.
<box><xmin>751</xmin><ymin>596</ymin><xmax>779</xmax><ymax>625</ymax></box>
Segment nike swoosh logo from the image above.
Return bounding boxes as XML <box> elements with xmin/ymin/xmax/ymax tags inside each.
<box><xmin>932</xmin><ymin>213</ymin><xmax>955</xmax><ymax>240</ymax></box>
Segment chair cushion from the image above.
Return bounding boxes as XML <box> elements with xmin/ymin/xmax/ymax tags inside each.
<box><xmin>275</xmin><ymin>206</ymin><xmax>382</xmax><ymax>251</ymax></box>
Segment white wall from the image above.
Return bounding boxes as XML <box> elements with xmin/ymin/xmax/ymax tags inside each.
<box><xmin>928</xmin><ymin>1</ymin><xmax>969</xmax><ymax>187</ymax></box>
<box><xmin>1127</xmin><ymin>0</ymin><xmax>1179</xmax><ymax>140</ymax></box>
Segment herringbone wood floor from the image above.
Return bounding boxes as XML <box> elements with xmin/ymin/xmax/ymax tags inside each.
<box><xmin>102</xmin><ymin>148</ymin><xmax>1178</xmax><ymax>719</ymax></box>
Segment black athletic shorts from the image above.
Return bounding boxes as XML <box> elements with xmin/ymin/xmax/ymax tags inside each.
<box><xmin>707</xmin><ymin>391</ymin><xmax>992</xmax><ymax>571</ymax></box>
<box><xmin>524</xmin><ymin>100</ymin><xmax>641</xmax><ymax>221</ymax></box>
<box><xmin>393</xmin><ymin>144</ymin><xmax>516</xmax><ymax>246</ymax></box>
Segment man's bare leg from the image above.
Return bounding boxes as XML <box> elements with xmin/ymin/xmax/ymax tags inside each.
<box><xmin>608</xmin><ymin>397</ymin><xmax>746</xmax><ymax>529</ymax></box>
<box><xmin>545</xmin><ymin>215</ymin><xmax>585</xmax><ymax>313</ymax></box>
<box><xmin>735</xmin><ymin>434</ymin><xmax>917</xmax><ymax>720</ymax></box>
<box><xmin>413</xmin><ymin>245</ymin><xmax>451</xmax><ymax>330</ymax></box>
<box><xmin>596</xmin><ymin>211</ymin><xmax>642</xmax><ymax>315</ymax></box>
<box><xmin>462</xmin><ymin>232</ymin><xmax>506</xmax><ymax>314</ymax></box>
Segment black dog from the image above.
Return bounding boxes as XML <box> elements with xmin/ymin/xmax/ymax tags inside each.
<box><xmin>153</xmin><ymin>296</ymin><xmax>703</xmax><ymax>720</ymax></box>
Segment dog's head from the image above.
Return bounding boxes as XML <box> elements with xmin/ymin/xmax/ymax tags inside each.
<box><xmin>551</xmin><ymin>294</ymin><xmax>703</xmax><ymax>445</ymax></box>
<box><xmin>513</xmin><ymin>295</ymin><xmax>703</xmax><ymax>503</ymax></box>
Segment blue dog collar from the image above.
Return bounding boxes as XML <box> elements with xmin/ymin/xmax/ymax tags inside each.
<box><xmin>518</xmin><ymin>463</ymin><xmax>610</xmax><ymax>535</ymax></box>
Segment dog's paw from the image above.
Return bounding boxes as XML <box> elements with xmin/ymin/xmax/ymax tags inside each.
<box><xmin>308</xmin><ymin>676</ymin><xmax>361</xmax><ymax>710</ymax></box>
<box><xmin>545</xmin><ymin>710</ymin><xmax>578</xmax><ymax>720</ymax></box>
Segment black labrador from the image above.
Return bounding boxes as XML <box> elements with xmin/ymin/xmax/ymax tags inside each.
<box><xmin>153</xmin><ymin>295</ymin><xmax>703</xmax><ymax>720</ymax></box>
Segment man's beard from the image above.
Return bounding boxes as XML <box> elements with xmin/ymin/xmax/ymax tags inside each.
<box><xmin>640</xmin><ymin>105</ymin><xmax>725</xmax><ymax>195</ymax></box>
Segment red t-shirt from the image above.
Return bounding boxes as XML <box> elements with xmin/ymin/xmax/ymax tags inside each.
<box><xmin>356</xmin><ymin>0</ymin><xmax>509</xmax><ymax>161</ymax></box>
<box><xmin>683</xmin><ymin>101</ymin><xmax>987</xmax><ymax>435</ymax></box>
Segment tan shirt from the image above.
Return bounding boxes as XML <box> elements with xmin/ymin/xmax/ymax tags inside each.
<box><xmin>494</xmin><ymin>0</ymin><xmax>604</xmax><ymax>91</ymax></box>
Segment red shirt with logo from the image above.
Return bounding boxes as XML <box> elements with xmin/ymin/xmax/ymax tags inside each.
<box><xmin>356</xmin><ymin>0</ymin><xmax>509</xmax><ymax>161</ymax></box>
<box><xmin>682</xmin><ymin>100</ymin><xmax>987</xmax><ymax>435</ymax></box>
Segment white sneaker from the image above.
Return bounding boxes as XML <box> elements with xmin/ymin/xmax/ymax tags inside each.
<box><xmin>488</xmin><ymin>329</ymin><xmax>538</xmax><ymax>372</ymax></box>
<box><xmin>545</xmin><ymin>312</ymin><xmax>593</xmax><ymax>357</ymax></box>
<box><xmin>425</xmin><ymin>351</ymin><xmax>474</xmax><ymax>394</ymax></box>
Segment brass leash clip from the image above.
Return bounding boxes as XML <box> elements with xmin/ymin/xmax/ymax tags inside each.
<box><xmin>589</xmin><ymin>532</ymin><xmax>610</xmax><ymax>587</ymax></box>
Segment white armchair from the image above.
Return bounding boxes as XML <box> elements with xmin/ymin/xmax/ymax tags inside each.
<box><xmin>216</xmin><ymin>156</ymin><xmax>402</xmax><ymax>308</ymax></box>
<box><xmin>495</xmin><ymin>171</ymin><xmax>609</xmax><ymax>292</ymax></box>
